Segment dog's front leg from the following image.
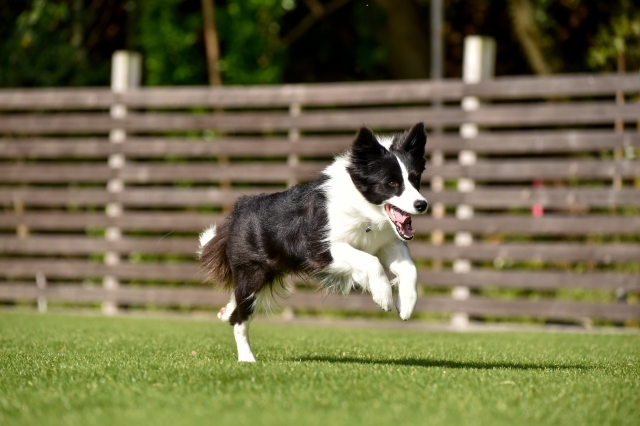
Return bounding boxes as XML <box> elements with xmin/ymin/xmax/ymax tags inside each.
<box><xmin>330</xmin><ymin>242</ymin><xmax>393</xmax><ymax>311</ymax></box>
<box><xmin>380</xmin><ymin>242</ymin><xmax>418</xmax><ymax>320</ymax></box>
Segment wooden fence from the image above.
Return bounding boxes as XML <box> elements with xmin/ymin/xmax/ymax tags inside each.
<box><xmin>1</xmin><ymin>73</ymin><xmax>639</xmax><ymax>325</ymax></box>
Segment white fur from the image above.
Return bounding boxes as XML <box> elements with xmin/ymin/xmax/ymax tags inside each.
<box><xmin>319</xmin><ymin>151</ymin><xmax>425</xmax><ymax>319</ymax></box>
<box><xmin>234</xmin><ymin>320</ymin><xmax>256</xmax><ymax>362</ymax></box>
<box><xmin>217</xmin><ymin>293</ymin><xmax>256</xmax><ymax>362</ymax></box>
<box><xmin>217</xmin><ymin>294</ymin><xmax>236</xmax><ymax>322</ymax></box>
<box><xmin>219</xmin><ymin>293</ymin><xmax>275</xmax><ymax>362</ymax></box>
<box><xmin>201</xmin><ymin>131</ymin><xmax>426</xmax><ymax>363</ymax></box>
<box><xmin>376</xmin><ymin>135</ymin><xmax>394</xmax><ymax>150</ymax></box>
<box><xmin>329</xmin><ymin>242</ymin><xmax>393</xmax><ymax>311</ymax></box>
<box><xmin>197</xmin><ymin>225</ymin><xmax>216</xmax><ymax>257</ymax></box>
<box><xmin>387</xmin><ymin>155</ymin><xmax>428</xmax><ymax>215</ymax></box>
<box><xmin>379</xmin><ymin>242</ymin><xmax>418</xmax><ymax>320</ymax></box>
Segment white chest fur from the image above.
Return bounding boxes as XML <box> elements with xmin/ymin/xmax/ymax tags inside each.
<box><xmin>343</xmin><ymin>218</ymin><xmax>397</xmax><ymax>255</ymax></box>
<box><xmin>322</xmin><ymin>156</ymin><xmax>398</xmax><ymax>257</ymax></box>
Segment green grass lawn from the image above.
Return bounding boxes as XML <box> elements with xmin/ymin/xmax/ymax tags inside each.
<box><xmin>0</xmin><ymin>312</ymin><xmax>638</xmax><ymax>426</ymax></box>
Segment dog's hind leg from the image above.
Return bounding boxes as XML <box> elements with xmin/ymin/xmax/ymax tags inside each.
<box><xmin>217</xmin><ymin>294</ymin><xmax>236</xmax><ymax>323</ymax></box>
<box><xmin>227</xmin><ymin>267</ymin><xmax>270</xmax><ymax>362</ymax></box>
<box><xmin>233</xmin><ymin>318</ymin><xmax>256</xmax><ymax>362</ymax></box>
<box><xmin>216</xmin><ymin>293</ymin><xmax>256</xmax><ymax>361</ymax></box>
<box><xmin>230</xmin><ymin>290</ymin><xmax>258</xmax><ymax>362</ymax></box>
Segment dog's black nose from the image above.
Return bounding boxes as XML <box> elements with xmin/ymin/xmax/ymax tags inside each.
<box><xmin>414</xmin><ymin>199</ymin><xmax>428</xmax><ymax>213</ymax></box>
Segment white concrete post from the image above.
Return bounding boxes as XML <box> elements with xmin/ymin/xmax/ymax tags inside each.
<box><xmin>103</xmin><ymin>50</ymin><xmax>141</xmax><ymax>315</ymax></box>
<box><xmin>452</xmin><ymin>36</ymin><xmax>495</xmax><ymax>329</ymax></box>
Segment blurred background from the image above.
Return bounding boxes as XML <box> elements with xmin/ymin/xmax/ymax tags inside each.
<box><xmin>1</xmin><ymin>0</ymin><xmax>639</xmax><ymax>87</ymax></box>
<box><xmin>0</xmin><ymin>0</ymin><xmax>639</xmax><ymax>329</ymax></box>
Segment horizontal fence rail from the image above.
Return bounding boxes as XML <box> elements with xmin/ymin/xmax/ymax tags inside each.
<box><xmin>2</xmin><ymin>74</ymin><xmax>640</xmax><ymax>110</ymax></box>
<box><xmin>3</xmin><ymin>160</ymin><xmax>639</xmax><ymax>183</ymax></box>
<box><xmin>2</xmin><ymin>187</ymin><xmax>639</xmax><ymax>208</ymax></box>
<box><xmin>0</xmin><ymin>283</ymin><xmax>638</xmax><ymax>322</ymax></box>
<box><xmin>1</xmin><ymin>73</ymin><xmax>639</xmax><ymax>326</ymax></box>
<box><xmin>1</xmin><ymin>132</ymin><xmax>638</xmax><ymax>158</ymax></box>
<box><xmin>2</xmin><ymin>103</ymin><xmax>640</xmax><ymax>134</ymax></box>
<box><xmin>2</xmin><ymin>213</ymin><xmax>639</xmax><ymax>234</ymax></box>
<box><xmin>2</xmin><ymin>237</ymin><xmax>640</xmax><ymax>261</ymax></box>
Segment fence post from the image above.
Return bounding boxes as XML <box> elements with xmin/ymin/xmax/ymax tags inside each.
<box><xmin>103</xmin><ymin>50</ymin><xmax>141</xmax><ymax>315</ymax></box>
<box><xmin>430</xmin><ymin>154</ymin><xmax>445</xmax><ymax>270</ymax></box>
<box><xmin>36</xmin><ymin>271</ymin><xmax>47</xmax><ymax>313</ymax></box>
<box><xmin>288</xmin><ymin>102</ymin><xmax>301</xmax><ymax>188</ymax></box>
<box><xmin>452</xmin><ymin>36</ymin><xmax>495</xmax><ymax>329</ymax></box>
<box><xmin>612</xmin><ymin>110</ymin><xmax>623</xmax><ymax>188</ymax></box>
<box><xmin>613</xmin><ymin>65</ymin><xmax>629</xmax><ymax>314</ymax></box>
<box><xmin>429</xmin><ymin>0</ymin><xmax>445</xmax><ymax>266</ymax></box>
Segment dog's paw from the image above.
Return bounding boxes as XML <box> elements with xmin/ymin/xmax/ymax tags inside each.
<box><xmin>372</xmin><ymin>287</ymin><xmax>393</xmax><ymax>312</ymax></box>
<box><xmin>396</xmin><ymin>292</ymin><xmax>417</xmax><ymax>320</ymax></box>
<box><xmin>237</xmin><ymin>347</ymin><xmax>256</xmax><ymax>362</ymax></box>
<box><xmin>218</xmin><ymin>306</ymin><xmax>232</xmax><ymax>322</ymax></box>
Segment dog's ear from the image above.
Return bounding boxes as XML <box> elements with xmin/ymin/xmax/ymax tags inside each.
<box><xmin>398</xmin><ymin>122</ymin><xmax>427</xmax><ymax>154</ymax></box>
<box><xmin>351</xmin><ymin>126</ymin><xmax>386</xmax><ymax>159</ymax></box>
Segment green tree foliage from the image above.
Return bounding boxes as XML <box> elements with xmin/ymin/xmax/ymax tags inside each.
<box><xmin>1</xmin><ymin>0</ymin><xmax>640</xmax><ymax>88</ymax></box>
<box><xmin>215</xmin><ymin>0</ymin><xmax>288</xmax><ymax>85</ymax></box>
<box><xmin>588</xmin><ymin>2</ymin><xmax>640</xmax><ymax>72</ymax></box>
<box><xmin>0</xmin><ymin>0</ymin><xmax>290</xmax><ymax>87</ymax></box>
<box><xmin>506</xmin><ymin>0</ymin><xmax>640</xmax><ymax>74</ymax></box>
<box><xmin>137</xmin><ymin>0</ymin><xmax>290</xmax><ymax>85</ymax></box>
<box><xmin>137</xmin><ymin>0</ymin><xmax>208</xmax><ymax>85</ymax></box>
<box><xmin>0</xmin><ymin>0</ymin><xmax>116</xmax><ymax>87</ymax></box>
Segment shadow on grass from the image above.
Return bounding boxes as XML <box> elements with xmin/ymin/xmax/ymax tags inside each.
<box><xmin>292</xmin><ymin>356</ymin><xmax>590</xmax><ymax>371</ymax></box>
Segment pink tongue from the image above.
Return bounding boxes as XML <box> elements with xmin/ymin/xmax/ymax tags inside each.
<box><xmin>389</xmin><ymin>206</ymin><xmax>413</xmax><ymax>237</ymax></box>
<box><xmin>395</xmin><ymin>210</ymin><xmax>411</xmax><ymax>223</ymax></box>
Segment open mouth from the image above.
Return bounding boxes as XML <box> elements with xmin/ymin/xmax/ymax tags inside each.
<box><xmin>384</xmin><ymin>204</ymin><xmax>414</xmax><ymax>240</ymax></box>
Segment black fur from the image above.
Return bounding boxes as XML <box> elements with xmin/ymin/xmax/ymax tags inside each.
<box><xmin>200</xmin><ymin>177</ymin><xmax>332</xmax><ymax>325</ymax></box>
<box><xmin>347</xmin><ymin>123</ymin><xmax>426</xmax><ymax>204</ymax></box>
<box><xmin>392</xmin><ymin>122</ymin><xmax>427</xmax><ymax>191</ymax></box>
<box><xmin>347</xmin><ymin>127</ymin><xmax>405</xmax><ymax>205</ymax></box>
<box><xmin>200</xmin><ymin>123</ymin><xmax>427</xmax><ymax>328</ymax></box>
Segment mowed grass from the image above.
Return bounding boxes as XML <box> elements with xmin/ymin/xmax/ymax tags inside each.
<box><xmin>0</xmin><ymin>312</ymin><xmax>638</xmax><ymax>426</ymax></box>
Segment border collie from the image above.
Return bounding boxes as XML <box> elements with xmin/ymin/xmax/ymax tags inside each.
<box><xmin>199</xmin><ymin>122</ymin><xmax>428</xmax><ymax>362</ymax></box>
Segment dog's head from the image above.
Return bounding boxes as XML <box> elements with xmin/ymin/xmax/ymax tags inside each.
<box><xmin>347</xmin><ymin>122</ymin><xmax>428</xmax><ymax>241</ymax></box>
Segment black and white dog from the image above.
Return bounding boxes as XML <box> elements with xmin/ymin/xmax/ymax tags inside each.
<box><xmin>199</xmin><ymin>122</ymin><xmax>428</xmax><ymax>362</ymax></box>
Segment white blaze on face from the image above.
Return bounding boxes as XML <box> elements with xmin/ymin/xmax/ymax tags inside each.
<box><xmin>385</xmin><ymin>155</ymin><xmax>427</xmax><ymax>215</ymax></box>
<box><xmin>376</xmin><ymin>135</ymin><xmax>394</xmax><ymax>150</ymax></box>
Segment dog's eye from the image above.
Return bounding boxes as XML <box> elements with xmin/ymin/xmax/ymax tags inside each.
<box><xmin>388</xmin><ymin>181</ymin><xmax>398</xmax><ymax>188</ymax></box>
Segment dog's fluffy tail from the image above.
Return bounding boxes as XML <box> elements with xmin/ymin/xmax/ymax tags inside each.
<box><xmin>198</xmin><ymin>222</ymin><xmax>233</xmax><ymax>291</ymax></box>
<box><xmin>197</xmin><ymin>225</ymin><xmax>217</xmax><ymax>256</ymax></box>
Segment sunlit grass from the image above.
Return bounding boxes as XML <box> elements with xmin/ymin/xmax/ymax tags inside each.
<box><xmin>0</xmin><ymin>312</ymin><xmax>638</xmax><ymax>426</ymax></box>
